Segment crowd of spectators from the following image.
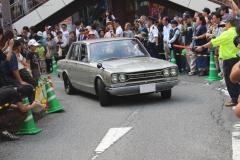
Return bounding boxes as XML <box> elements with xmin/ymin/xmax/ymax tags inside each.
<box><xmin>1</xmin><ymin>0</ymin><xmax>240</xmax><ymax>141</ymax></box>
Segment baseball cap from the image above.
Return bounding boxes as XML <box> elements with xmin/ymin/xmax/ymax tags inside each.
<box><xmin>221</xmin><ymin>14</ymin><xmax>236</xmax><ymax>25</ymax></box>
<box><xmin>28</xmin><ymin>39</ymin><xmax>40</xmax><ymax>47</ymax></box>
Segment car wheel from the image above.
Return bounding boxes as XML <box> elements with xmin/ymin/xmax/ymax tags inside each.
<box><xmin>63</xmin><ymin>75</ymin><xmax>75</xmax><ymax>95</ymax></box>
<box><xmin>96</xmin><ymin>79</ymin><xmax>110</xmax><ymax>107</ymax></box>
<box><xmin>161</xmin><ymin>89</ymin><xmax>172</xmax><ymax>99</ymax></box>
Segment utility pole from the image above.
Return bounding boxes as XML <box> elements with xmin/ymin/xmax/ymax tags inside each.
<box><xmin>2</xmin><ymin>0</ymin><xmax>12</xmax><ymax>30</ymax></box>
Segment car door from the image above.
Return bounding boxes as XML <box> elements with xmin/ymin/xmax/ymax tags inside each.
<box><xmin>67</xmin><ymin>44</ymin><xmax>81</xmax><ymax>88</ymax></box>
<box><xmin>74</xmin><ymin>44</ymin><xmax>96</xmax><ymax>94</ymax></box>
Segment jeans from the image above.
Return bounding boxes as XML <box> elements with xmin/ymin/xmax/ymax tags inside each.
<box><xmin>46</xmin><ymin>58</ymin><xmax>53</xmax><ymax>73</ymax></box>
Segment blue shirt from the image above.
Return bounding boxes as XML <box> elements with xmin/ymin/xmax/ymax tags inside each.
<box><xmin>0</xmin><ymin>53</ymin><xmax>18</xmax><ymax>86</ymax></box>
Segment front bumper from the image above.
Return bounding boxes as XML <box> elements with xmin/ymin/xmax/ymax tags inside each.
<box><xmin>106</xmin><ymin>79</ymin><xmax>179</xmax><ymax>96</ymax></box>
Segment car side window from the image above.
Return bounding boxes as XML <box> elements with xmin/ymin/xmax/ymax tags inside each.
<box><xmin>79</xmin><ymin>44</ymin><xmax>88</xmax><ymax>62</ymax></box>
<box><xmin>68</xmin><ymin>45</ymin><xmax>75</xmax><ymax>60</ymax></box>
<box><xmin>70</xmin><ymin>44</ymin><xmax>80</xmax><ymax>61</ymax></box>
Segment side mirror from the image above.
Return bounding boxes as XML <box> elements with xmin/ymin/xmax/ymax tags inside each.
<box><xmin>97</xmin><ymin>63</ymin><xmax>104</xmax><ymax>69</ymax></box>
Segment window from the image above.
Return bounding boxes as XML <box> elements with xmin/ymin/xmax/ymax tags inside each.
<box><xmin>90</xmin><ymin>39</ymin><xmax>148</xmax><ymax>62</ymax></box>
<box><xmin>67</xmin><ymin>45</ymin><xmax>75</xmax><ymax>60</ymax></box>
<box><xmin>79</xmin><ymin>44</ymin><xmax>88</xmax><ymax>62</ymax></box>
<box><xmin>68</xmin><ymin>44</ymin><xmax>80</xmax><ymax>61</ymax></box>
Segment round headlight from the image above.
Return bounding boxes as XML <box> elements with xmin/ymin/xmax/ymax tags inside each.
<box><xmin>119</xmin><ymin>74</ymin><xmax>126</xmax><ymax>83</ymax></box>
<box><xmin>111</xmin><ymin>74</ymin><xmax>118</xmax><ymax>83</ymax></box>
<box><xmin>170</xmin><ymin>68</ymin><xmax>177</xmax><ymax>76</ymax></box>
<box><xmin>163</xmin><ymin>69</ymin><xmax>170</xmax><ymax>77</ymax></box>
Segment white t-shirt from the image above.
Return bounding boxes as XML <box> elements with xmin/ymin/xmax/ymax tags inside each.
<box><xmin>76</xmin><ymin>28</ymin><xmax>80</xmax><ymax>41</ymax></box>
<box><xmin>17</xmin><ymin>53</ymin><xmax>25</xmax><ymax>70</ymax></box>
<box><xmin>148</xmin><ymin>25</ymin><xmax>158</xmax><ymax>43</ymax></box>
<box><xmin>163</xmin><ymin>24</ymin><xmax>171</xmax><ymax>42</ymax></box>
<box><xmin>62</xmin><ymin>30</ymin><xmax>69</xmax><ymax>42</ymax></box>
<box><xmin>116</xmin><ymin>26</ymin><xmax>123</xmax><ymax>37</ymax></box>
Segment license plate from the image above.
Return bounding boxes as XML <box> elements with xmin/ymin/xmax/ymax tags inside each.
<box><xmin>140</xmin><ymin>83</ymin><xmax>156</xmax><ymax>94</ymax></box>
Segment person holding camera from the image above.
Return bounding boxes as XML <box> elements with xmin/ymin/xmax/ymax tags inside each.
<box><xmin>196</xmin><ymin>15</ymin><xmax>240</xmax><ymax>107</ymax></box>
<box><xmin>55</xmin><ymin>31</ymin><xmax>68</xmax><ymax>60</ymax></box>
<box><xmin>104</xmin><ymin>24</ymin><xmax>115</xmax><ymax>38</ymax></box>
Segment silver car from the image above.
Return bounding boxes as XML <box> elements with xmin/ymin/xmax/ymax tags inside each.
<box><xmin>57</xmin><ymin>38</ymin><xmax>179</xmax><ymax>106</ymax></box>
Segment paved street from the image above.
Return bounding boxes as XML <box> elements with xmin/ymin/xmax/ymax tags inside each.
<box><xmin>0</xmin><ymin>75</ymin><xmax>238</xmax><ymax>160</ymax></box>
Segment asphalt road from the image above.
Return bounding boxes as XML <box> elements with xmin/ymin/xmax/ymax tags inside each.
<box><xmin>0</xmin><ymin>75</ymin><xmax>238</xmax><ymax>160</ymax></box>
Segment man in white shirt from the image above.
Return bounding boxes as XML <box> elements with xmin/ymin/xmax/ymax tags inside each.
<box><xmin>61</xmin><ymin>24</ymin><xmax>69</xmax><ymax>44</ymax></box>
<box><xmin>146</xmin><ymin>16</ymin><xmax>160</xmax><ymax>59</ymax></box>
<box><xmin>113</xmin><ymin>19</ymin><xmax>123</xmax><ymax>37</ymax></box>
<box><xmin>75</xmin><ymin>21</ymin><xmax>82</xmax><ymax>41</ymax></box>
<box><xmin>162</xmin><ymin>16</ymin><xmax>171</xmax><ymax>60</ymax></box>
<box><xmin>55</xmin><ymin>31</ymin><xmax>68</xmax><ymax>60</ymax></box>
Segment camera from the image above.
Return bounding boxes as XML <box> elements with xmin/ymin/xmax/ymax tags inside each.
<box><xmin>218</xmin><ymin>24</ymin><xmax>225</xmax><ymax>28</ymax></box>
<box><xmin>57</xmin><ymin>41</ymin><xmax>63</xmax><ymax>45</ymax></box>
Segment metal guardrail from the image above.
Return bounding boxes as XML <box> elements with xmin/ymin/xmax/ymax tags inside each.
<box><xmin>10</xmin><ymin>0</ymin><xmax>49</xmax><ymax>23</ymax></box>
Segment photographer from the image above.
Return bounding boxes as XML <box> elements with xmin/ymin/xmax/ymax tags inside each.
<box><xmin>0</xmin><ymin>85</ymin><xmax>41</xmax><ymax>140</ymax></box>
<box><xmin>55</xmin><ymin>31</ymin><xmax>68</xmax><ymax>60</ymax></box>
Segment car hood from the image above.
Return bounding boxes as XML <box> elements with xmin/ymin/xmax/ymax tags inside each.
<box><xmin>100</xmin><ymin>57</ymin><xmax>177</xmax><ymax>73</ymax></box>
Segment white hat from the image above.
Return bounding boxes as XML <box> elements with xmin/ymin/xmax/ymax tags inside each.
<box><xmin>28</xmin><ymin>39</ymin><xmax>40</xmax><ymax>46</ymax></box>
<box><xmin>37</xmin><ymin>31</ymin><xmax>43</xmax><ymax>37</ymax></box>
<box><xmin>86</xmin><ymin>26</ymin><xmax>92</xmax><ymax>31</ymax></box>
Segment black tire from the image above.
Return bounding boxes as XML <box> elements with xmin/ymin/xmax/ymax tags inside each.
<box><xmin>161</xmin><ymin>89</ymin><xmax>172</xmax><ymax>99</ymax></box>
<box><xmin>63</xmin><ymin>74</ymin><xmax>75</xmax><ymax>95</ymax></box>
<box><xmin>96</xmin><ymin>79</ymin><xmax>110</xmax><ymax>107</ymax></box>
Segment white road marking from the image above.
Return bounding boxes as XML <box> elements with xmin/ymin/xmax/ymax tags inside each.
<box><xmin>232</xmin><ymin>123</ymin><xmax>240</xmax><ymax>160</ymax></box>
<box><xmin>91</xmin><ymin>127</ymin><xmax>132</xmax><ymax>160</ymax></box>
<box><xmin>95</xmin><ymin>127</ymin><xmax>132</xmax><ymax>153</ymax></box>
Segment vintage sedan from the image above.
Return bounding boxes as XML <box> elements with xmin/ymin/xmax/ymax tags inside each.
<box><xmin>57</xmin><ymin>38</ymin><xmax>179</xmax><ymax>106</ymax></box>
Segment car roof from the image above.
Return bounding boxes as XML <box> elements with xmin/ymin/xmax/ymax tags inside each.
<box><xmin>73</xmin><ymin>37</ymin><xmax>136</xmax><ymax>45</ymax></box>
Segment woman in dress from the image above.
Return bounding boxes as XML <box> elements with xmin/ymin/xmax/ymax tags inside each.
<box><xmin>192</xmin><ymin>16</ymin><xmax>209</xmax><ymax>76</ymax></box>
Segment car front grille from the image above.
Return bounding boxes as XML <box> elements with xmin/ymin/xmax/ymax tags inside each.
<box><xmin>126</xmin><ymin>70</ymin><xmax>164</xmax><ymax>82</ymax></box>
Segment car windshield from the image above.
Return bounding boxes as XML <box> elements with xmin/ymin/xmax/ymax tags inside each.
<box><xmin>89</xmin><ymin>39</ymin><xmax>148</xmax><ymax>62</ymax></box>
